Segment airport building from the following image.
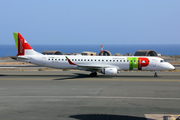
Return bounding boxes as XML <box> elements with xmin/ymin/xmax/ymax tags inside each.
<box><xmin>42</xmin><ymin>51</ymin><xmax>63</xmax><ymax>55</ymax></box>
<box><xmin>42</xmin><ymin>50</ymin><xmax>159</xmax><ymax>57</ymax></box>
<box><xmin>98</xmin><ymin>50</ymin><xmax>112</xmax><ymax>56</ymax></box>
<box><xmin>134</xmin><ymin>50</ymin><xmax>158</xmax><ymax>56</ymax></box>
<box><xmin>81</xmin><ymin>51</ymin><xmax>96</xmax><ymax>56</ymax></box>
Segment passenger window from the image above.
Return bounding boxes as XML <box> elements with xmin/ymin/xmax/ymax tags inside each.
<box><xmin>81</xmin><ymin>59</ymin><xmax>83</xmax><ymax>61</ymax></box>
<box><xmin>75</xmin><ymin>59</ymin><xmax>76</xmax><ymax>61</ymax></box>
<box><xmin>95</xmin><ymin>59</ymin><xmax>96</xmax><ymax>61</ymax></box>
<box><xmin>110</xmin><ymin>60</ymin><xmax>111</xmax><ymax>62</ymax></box>
<box><xmin>52</xmin><ymin>59</ymin><xmax>53</xmax><ymax>60</ymax></box>
<box><xmin>88</xmin><ymin>59</ymin><xmax>89</xmax><ymax>61</ymax></box>
<box><xmin>102</xmin><ymin>60</ymin><xmax>104</xmax><ymax>61</ymax></box>
<box><xmin>59</xmin><ymin>59</ymin><xmax>60</xmax><ymax>61</ymax></box>
<box><xmin>98</xmin><ymin>60</ymin><xmax>100</xmax><ymax>61</ymax></box>
<box><xmin>65</xmin><ymin>59</ymin><xmax>67</xmax><ymax>61</ymax></box>
<box><xmin>62</xmin><ymin>59</ymin><xmax>63</xmax><ymax>61</ymax></box>
<box><xmin>160</xmin><ymin>60</ymin><xmax>163</xmax><ymax>62</ymax></box>
<box><xmin>120</xmin><ymin>60</ymin><xmax>122</xmax><ymax>62</ymax></box>
<box><xmin>84</xmin><ymin>59</ymin><xmax>86</xmax><ymax>61</ymax></box>
<box><xmin>78</xmin><ymin>59</ymin><xmax>80</xmax><ymax>61</ymax></box>
<box><xmin>117</xmin><ymin>60</ymin><xmax>118</xmax><ymax>62</ymax></box>
<box><xmin>142</xmin><ymin>61</ymin><xmax>146</xmax><ymax>63</ymax></box>
<box><xmin>106</xmin><ymin>60</ymin><xmax>108</xmax><ymax>62</ymax></box>
<box><xmin>72</xmin><ymin>59</ymin><xmax>74</xmax><ymax>61</ymax></box>
<box><xmin>91</xmin><ymin>59</ymin><xmax>93</xmax><ymax>61</ymax></box>
<box><xmin>127</xmin><ymin>60</ymin><xmax>129</xmax><ymax>62</ymax></box>
<box><xmin>48</xmin><ymin>59</ymin><xmax>50</xmax><ymax>60</ymax></box>
<box><xmin>113</xmin><ymin>60</ymin><xmax>115</xmax><ymax>62</ymax></box>
<box><xmin>124</xmin><ymin>60</ymin><xmax>125</xmax><ymax>62</ymax></box>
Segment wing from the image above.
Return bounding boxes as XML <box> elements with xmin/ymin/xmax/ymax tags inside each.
<box><xmin>65</xmin><ymin>56</ymin><xmax>119</xmax><ymax>71</ymax></box>
<box><xmin>77</xmin><ymin>64</ymin><xmax>119</xmax><ymax>71</ymax></box>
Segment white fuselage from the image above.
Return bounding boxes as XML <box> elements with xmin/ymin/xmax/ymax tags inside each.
<box><xmin>20</xmin><ymin>55</ymin><xmax>175</xmax><ymax>71</ymax></box>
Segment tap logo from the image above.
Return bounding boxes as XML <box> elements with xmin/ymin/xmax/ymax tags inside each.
<box><xmin>20</xmin><ymin>38</ymin><xmax>23</xmax><ymax>54</ymax></box>
<box><xmin>127</xmin><ymin>57</ymin><xmax>149</xmax><ymax>70</ymax></box>
<box><xmin>18</xmin><ymin>36</ymin><xmax>25</xmax><ymax>56</ymax></box>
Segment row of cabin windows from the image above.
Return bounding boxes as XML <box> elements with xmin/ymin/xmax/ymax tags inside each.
<box><xmin>48</xmin><ymin>59</ymin><xmax>67</xmax><ymax>61</ymax></box>
<box><xmin>48</xmin><ymin>59</ymin><xmax>149</xmax><ymax>63</ymax></box>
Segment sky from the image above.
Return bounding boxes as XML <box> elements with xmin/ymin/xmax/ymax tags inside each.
<box><xmin>0</xmin><ymin>0</ymin><xmax>180</xmax><ymax>45</ymax></box>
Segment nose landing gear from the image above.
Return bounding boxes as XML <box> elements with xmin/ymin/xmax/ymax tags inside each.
<box><xmin>154</xmin><ymin>71</ymin><xmax>158</xmax><ymax>77</ymax></box>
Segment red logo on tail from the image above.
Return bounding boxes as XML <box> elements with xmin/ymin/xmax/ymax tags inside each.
<box><xmin>18</xmin><ymin>33</ymin><xmax>32</xmax><ymax>56</ymax></box>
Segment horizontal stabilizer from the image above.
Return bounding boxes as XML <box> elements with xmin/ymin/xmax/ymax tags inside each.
<box><xmin>9</xmin><ymin>56</ymin><xmax>30</xmax><ymax>60</ymax></box>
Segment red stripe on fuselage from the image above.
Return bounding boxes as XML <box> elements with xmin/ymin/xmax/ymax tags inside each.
<box><xmin>68</xmin><ymin>59</ymin><xmax>76</xmax><ymax>65</ymax></box>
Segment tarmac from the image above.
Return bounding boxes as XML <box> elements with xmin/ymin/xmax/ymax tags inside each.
<box><xmin>0</xmin><ymin>71</ymin><xmax>180</xmax><ymax>120</ymax></box>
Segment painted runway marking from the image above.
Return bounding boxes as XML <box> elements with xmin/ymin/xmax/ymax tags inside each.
<box><xmin>170</xmin><ymin>115</ymin><xmax>176</xmax><ymax>120</ymax></box>
<box><xmin>1</xmin><ymin>96</ymin><xmax>180</xmax><ymax>100</ymax></box>
<box><xmin>145</xmin><ymin>114</ymin><xmax>180</xmax><ymax>120</ymax></box>
<box><xmin>0</xmin><ymin>67</ymin><xmax>15</xmax><ymax>68</ymax></box>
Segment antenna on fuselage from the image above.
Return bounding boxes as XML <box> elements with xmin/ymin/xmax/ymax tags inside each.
<box><xmin>101</xmin><ymin>45</ymin><xmax>103</xmax><ymax>56</ymax></box>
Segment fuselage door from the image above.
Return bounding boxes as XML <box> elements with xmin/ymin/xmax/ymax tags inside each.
<box><xmin>152</xmin><ymin>59</ymin><xmax>156</xmax><ymax>67</ymax></box>
<box><xmin>42</xmin><ymin>57</ymin><xmax>46</xmax><ymax>65</ymax></box>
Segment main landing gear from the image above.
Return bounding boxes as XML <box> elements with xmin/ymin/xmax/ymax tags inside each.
<box><xmin>154</xmin><ymin>71</ymin><xmax>158</xmax><ymax>77</ymax></box>
<box><xmin>90</xmin><ymin>72</ymin><xmax>97</xmax><ymax>77</ymax></box>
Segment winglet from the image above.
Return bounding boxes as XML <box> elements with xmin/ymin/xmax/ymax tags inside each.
<box><xmin>65</xmin><ymin>56</ymin><xmax>76</xmax><ymax>65</ymax></box>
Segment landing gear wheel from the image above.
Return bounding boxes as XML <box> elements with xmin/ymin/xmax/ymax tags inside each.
<box><xmin>94</xmin><ymin>72</ymin><xmax>97</xmax><ymax>76</ymax></box>
<box><xmin>90</xmin><ymin>73</ymin><xmax>93</xmax><ymax>77</ymax></box>
<box><xmin>90</xmin><ymin>72</ymin><xmax>97</xmax><ymax>77</ymax></box>
<box><xmin>154</xmin><ymin>71</ymin><xmax>158</xmax><ymax>77</ymax></box>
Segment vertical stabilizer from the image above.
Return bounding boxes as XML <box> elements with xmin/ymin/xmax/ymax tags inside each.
<box><xmin>13</xmin><ymin>33</ymin><xmax>42</xmax><ymax>56</ymax></box>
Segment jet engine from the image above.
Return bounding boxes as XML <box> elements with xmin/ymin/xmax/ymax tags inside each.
<box><xmin>102</xmin><ymin>68</ymin><xmax>117</xmax><ymax>75</ymax></box>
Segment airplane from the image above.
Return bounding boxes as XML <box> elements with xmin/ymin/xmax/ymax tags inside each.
<box><xmin>11</xmin><ymin>32</ymin><xmax>175</xmax><ymax>77</ymax></box>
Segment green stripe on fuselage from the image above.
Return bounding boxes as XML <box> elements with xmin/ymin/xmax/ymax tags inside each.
<box><xmin>13</xmin><ymin>32</ymin><xmax>18</xmax><ymax>52</ymax></box>
<box><xmin>127</xmin><ymin>57</ymin><xmax>138</xmax><ymax>70</ymax></box>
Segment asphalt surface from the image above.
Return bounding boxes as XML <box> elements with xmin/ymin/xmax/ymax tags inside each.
<box><xmin>0</xmin><ymin>71</ymin><xmax>180</xmax><ymax>120</ymax></box>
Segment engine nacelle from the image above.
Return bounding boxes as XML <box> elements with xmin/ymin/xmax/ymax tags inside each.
<box><xmin>103</xmin><ymin>68</ymin><xmax>117</xmax><ymax>75</ymax></box>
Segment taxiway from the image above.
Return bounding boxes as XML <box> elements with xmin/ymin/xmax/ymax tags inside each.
<box><xmin>0</xmin><ymin>71</ymin><xmax>179</xmax><ymax>120</ymax></box>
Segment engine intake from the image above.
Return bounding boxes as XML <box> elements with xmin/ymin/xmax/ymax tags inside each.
<box><xmin>102</xmin><ymin>68</ymin><xmax>117</xmax><ymax>75</ymax></box>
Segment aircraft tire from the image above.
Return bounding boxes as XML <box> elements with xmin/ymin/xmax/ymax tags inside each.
<box><xmin>90</xmin><ymin>73</ymin><xmax>97</xmax><ymax>77</ymax></box>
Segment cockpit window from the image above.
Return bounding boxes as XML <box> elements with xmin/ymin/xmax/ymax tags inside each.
<box><xmin>160</xmin><ymin>60</ymin><xmax>167</xmax><ymax>63</ymax></box>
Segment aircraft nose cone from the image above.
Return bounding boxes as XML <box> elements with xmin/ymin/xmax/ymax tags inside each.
<box><xmin>169</xmin><ymin>64</ymin><xmax>175</xmax><ymax>70</ymax></box>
